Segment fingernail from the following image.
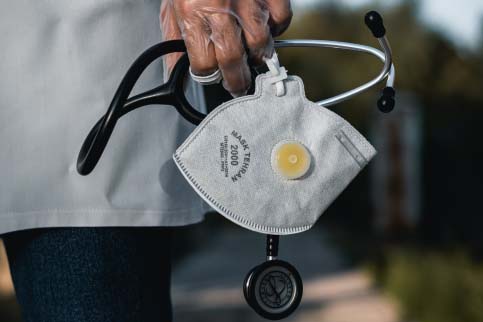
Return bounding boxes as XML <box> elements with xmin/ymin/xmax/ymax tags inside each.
<box><xmin>230</xmin><ymin>89</ymin><xmax>249</xmax><ymax>98</ymax></box>
<box><xmin>223</xmin><ymin>80</ymin><xmax>250</xmax><ymax>98</ymax></box>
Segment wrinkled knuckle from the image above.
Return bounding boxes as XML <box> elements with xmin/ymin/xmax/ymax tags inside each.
<box><xmin>218</xmin><ymin>51</ymin><xmax>245</xmax><ymax>69</ymax></box>
<box><xmin>176</xmin><ymin>0</ymin><xmax>192</xmax><ymax>14</ymax></box>
<box><xmin>209</xmin><ymin>13</ymin><xmax>233</xmax><ymax>29</ymax></box>
<box><xmin>250</xmin><ymin>31</ymin><xmax>270</xmax><ymax>50</ymax></box>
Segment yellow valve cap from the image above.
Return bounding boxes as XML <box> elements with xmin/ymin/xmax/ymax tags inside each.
<box><xmin>271</xmin><ymin>140</ymin><xmax>311</xmax><ymax>180</ymax></box>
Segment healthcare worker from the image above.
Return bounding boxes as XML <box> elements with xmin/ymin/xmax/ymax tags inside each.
<box><xmin>0</xmin><ymin>0</ymin><xmax>292</xmax><ymax>321</ymax></box>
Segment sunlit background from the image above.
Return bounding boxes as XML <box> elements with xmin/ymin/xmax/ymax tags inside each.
<box><xmin>1</xmin><ymin>0</ymin><xmax>483</xmax><ymax>321</ymax></box>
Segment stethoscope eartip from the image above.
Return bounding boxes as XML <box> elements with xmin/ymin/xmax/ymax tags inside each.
<box><xmin>365</xmin><ymin>11</ymin><xmax>386</xmax><ymax>38</ymax></box>
<box><xmin>377</xmin><ymin>86</ymin><xmax>396</xmax><ymax>113</ymax></box>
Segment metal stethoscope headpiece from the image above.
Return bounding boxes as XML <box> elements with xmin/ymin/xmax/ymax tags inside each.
<box><xmin>283</xmin><ymin>11</ymin><xmax>396</xmax><ymax>110</ymax></box>
<box><xmin>77</xmin><ymin>10</ymin><xmax>396</xmax><ymax>176</ymax></box>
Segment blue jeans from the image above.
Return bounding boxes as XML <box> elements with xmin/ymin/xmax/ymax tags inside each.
<box><xmin>3</xmin><ymin>227</ymin><xmax>172</xmax><ymax>322</ymax></box>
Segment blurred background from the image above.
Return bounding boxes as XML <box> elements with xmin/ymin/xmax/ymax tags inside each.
<box><xmin>1</xmin><ymin>0</ymin><xmax>483</xmax><ymax>321</ymax></box>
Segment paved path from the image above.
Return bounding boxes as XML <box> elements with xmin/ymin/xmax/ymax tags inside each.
<box><xmin>171</xmin><ymin>225</ymin><xmax>399</xmax><ymax>322</ymax></box>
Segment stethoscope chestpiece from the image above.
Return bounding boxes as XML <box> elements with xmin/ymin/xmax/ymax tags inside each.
<box><xmin>243</xmin><ymin>235</ymin><xmax>303</xmax><ymax>320</ymax></box>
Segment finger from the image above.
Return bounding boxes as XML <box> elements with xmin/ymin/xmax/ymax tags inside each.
<box><xmin>266</xmin><ymin>0</ymin><xmax>293</xmax><ymax>36</ymax></box>
<box><xmin>174</xmin><ymin>2</ymin><xmax>218</xmax><ymax>77</ymax></box>
<box><xmin>160</xmin><ymin>1</ymin><xmax>184</xmax><ymax>75</ymax></box>
<box><xmin>209</xmin><ymin>13</ymin><xmax>251</xmax><ymax>97</ymax></box>
<box><xmin>235</xmin><ymin>0</ymin><xmax>274</xmax><ymax>64</ymax></box>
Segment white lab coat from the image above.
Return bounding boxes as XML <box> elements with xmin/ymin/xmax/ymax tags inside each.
<box><xmin>0</xmin><ymin>0</ymin><xmax>206</xmax><ymax>235</ymax></box>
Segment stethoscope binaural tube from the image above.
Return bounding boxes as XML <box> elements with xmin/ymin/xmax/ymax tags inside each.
<box><xmin>76</xmin><ymin>10</ymin><xmax>396</xmax><ymax>176</ymax></box>
<box><xmin>275</xmin><ymin>11</ymin><xmax>396</xmax><ymax>109</ymax></box>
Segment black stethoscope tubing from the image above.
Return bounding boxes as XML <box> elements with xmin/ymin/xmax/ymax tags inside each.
<box><xmin>77</xmin><ymin>40</ymin><xmax>200</xmax><ymax>176</ymax></box>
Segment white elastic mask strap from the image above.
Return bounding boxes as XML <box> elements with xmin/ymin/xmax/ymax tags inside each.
<box><xmin>264</xmin><ymin>53</ymin><xmax>288</xmax><ymax>97</ymax></box>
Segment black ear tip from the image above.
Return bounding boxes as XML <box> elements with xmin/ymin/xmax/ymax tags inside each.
<box><xmin>365</xmin><ymin>11</ymin><xmax>383</xmax><ymax>24</ymax></box>
<box><xmin>377</xmin><ymin>86</ymin><xmax>396</xmax><ymax>113</ymax></box>
<box><xmin>382</xmin><ymin>86</ymin><xmax>396</xmax><ymax>97</ymax></box>
<box><xmin>377</xmin><ymin>96</ymin><xmax>395</xmax><ymax>113</ymax></box>
<box><xmin>364</xmin><ymin>10</ymin><xmax>386</xmax><ymax>38</ymax></box>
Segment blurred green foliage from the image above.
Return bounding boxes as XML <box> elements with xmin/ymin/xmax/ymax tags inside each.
<box><xmin>374</xmin><ymin>250</ymin><xmax>483</xmax><ymax>322</ymax></box>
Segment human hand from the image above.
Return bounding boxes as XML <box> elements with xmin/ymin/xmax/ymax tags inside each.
<box><xmin>160</xmin><ymin>0</ymin><xmax>292</xmax><ymax>97</ymax></box>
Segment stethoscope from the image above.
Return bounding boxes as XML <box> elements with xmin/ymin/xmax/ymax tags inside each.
<box><xmin>77</xmin><ymin>11</ymin><xmax>395</xmax><ymax>320</ymax></box>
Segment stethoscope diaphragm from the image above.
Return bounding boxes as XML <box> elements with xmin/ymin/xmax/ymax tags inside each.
<box><xmin>244</xmin><ymin>235</ymin><xmax>303</xmax><ymax>320</ymax></box>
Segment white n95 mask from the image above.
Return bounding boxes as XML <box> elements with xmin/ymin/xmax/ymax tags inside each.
<box><xmin>173</xmin><ymin>56</ymin><xmax>376</xmax><ymax>235</ymax></box>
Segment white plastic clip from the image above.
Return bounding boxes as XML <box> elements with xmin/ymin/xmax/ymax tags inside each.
<box><xmin>264</xmin><ymin>53</ymin><xmax>288</xmax><ymax>97</ymax></box>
